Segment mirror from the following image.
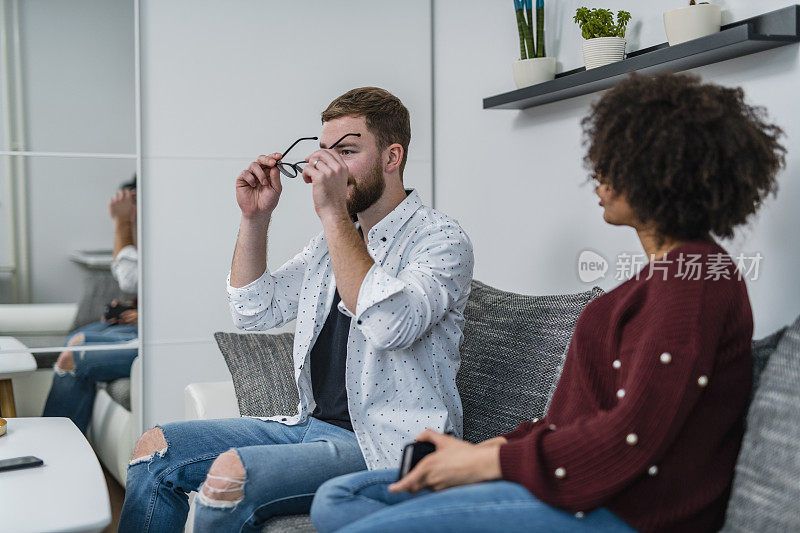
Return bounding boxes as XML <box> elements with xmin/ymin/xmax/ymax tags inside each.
<box><xmin>0</xmin><ymin>0</ymin><xmax>138</xmax><ymax>356</ymax></box>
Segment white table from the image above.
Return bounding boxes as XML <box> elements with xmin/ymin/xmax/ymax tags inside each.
<box><xmin>0</xmin><ymin>417</ymin><xmax>111</xmax><ymax>532</ymax></box>
<box><xmin>0</xmin><ymin>336</ymin><xmax>37</xmax><ymax>417</ymax></box>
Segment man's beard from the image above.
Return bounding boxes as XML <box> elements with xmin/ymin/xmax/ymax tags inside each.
<box><xmin>347</xmin><ymin>159</ymin><xmax>385</xmax><ymax>216</ymax></box>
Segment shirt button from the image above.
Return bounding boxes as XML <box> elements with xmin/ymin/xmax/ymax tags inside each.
<box><xmin>648</xmin><ymin>465</ymin><xmax>659</xmax><ymax>476</ymax></box>
<box><xmin>616</xmin><ymin>389</ymin><xmax>626</xmax><ymax>399</ymax></box>
<box><xmin>612</xmin><ymin>359</ymin><xmax>621</xmax><ymax>369</ymax></box>
<box><xmin>575</xmin><ymin>512</ymin><xmax>585</xmax><ymax>519</ymax></box>
<box><xmin>357</xmin><ymin>319</ymin><xmax>362</xmax><ymax>325</ymax></box>
<box><xmin>554</xmin><ymin>467</ymin><xmax>566</xmax><ymax>479</ymax></box>
<box><xmin>698</xmin><ymin>375</ymin><xmax>709</xmax><ymax>387</ymax></box>
<box><xmin>660</xmin><ymin>352</ymin><xmax>672</xmax><ymax>364</ymax></box>
<box><xmin>626</xmin><ymin>433</ymin><xmax>638</xmax><ymax>446</ymax></box>
<box><xmin>381</xmin><ymin>237</ymin><xmax>387</xmax><ymax>242</ymax></box>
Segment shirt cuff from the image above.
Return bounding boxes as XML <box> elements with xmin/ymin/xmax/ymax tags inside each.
<box><xmin>114</xmin><ymin>245</ymin><xmax>138</xmax><ymax>263</ymax></box>
<box><xmin>348</xmin><ymin>264</ymin><xmax>405</xmax><ymax>320</ymax></box>
<box><xmin>226</xmin><ymin>268</ymin><xmax>272</xmax><ymax>300</ymax></box>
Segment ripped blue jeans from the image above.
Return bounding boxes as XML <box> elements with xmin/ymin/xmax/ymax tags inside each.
<box><xmin>41</xmin><ymin>321</ymin><xmax>138</xmax><ymax>433</ymax></box>
<box><xmin>119</xmin><ymin>416</ymin><xmax>366</xmax><ymax>533</ymax></box>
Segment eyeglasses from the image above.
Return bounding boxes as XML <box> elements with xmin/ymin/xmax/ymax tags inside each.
<box><xmin>276</xmin><ymin>133</ymin><xmax>362</xmax><ymax>178</ymax></box>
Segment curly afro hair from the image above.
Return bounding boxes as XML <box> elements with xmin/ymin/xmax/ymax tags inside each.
<box><xmin>582</xmin><ymin>72</ymin><xmax>785</xmax><ymax>241</ymax></box>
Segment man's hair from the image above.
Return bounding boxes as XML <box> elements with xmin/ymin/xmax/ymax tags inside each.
<box><xmin>120</xmin><ymin>174</ymin><xmax>136</xmax><ymax>191</ymax></box>
<box><xmin>321</xmin><ymin>87</ymin><xmax>411</xmax><ymax>177</ymax></box>
<box><xmin>582</xmin><ymin>72</ymin><xmax>785</xmax><ymax>241</ymax></box>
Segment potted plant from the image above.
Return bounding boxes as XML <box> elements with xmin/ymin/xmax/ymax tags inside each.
<box><xmin>573</xmin><ymin>7</ymin><xmax>632</xmax><ymax>69</ymax></box>
<box><xmin>512</xmin><ymin>0</ymin><xmax>555</xmax><ymax>89</ymax></box>
<box><xmin>663</xmin><ymin>1</ymin><xmax>722</xmax><ymax>46</ymax></box>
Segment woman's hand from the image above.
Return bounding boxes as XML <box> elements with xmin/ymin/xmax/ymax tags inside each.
<box><xmin>389</xmin><ymin>429</ymin><xmax>504</xmax><ymax>494</ymax></box>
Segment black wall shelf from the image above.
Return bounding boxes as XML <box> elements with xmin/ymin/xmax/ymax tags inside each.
<box><xmin>484</xmin><ymin>5</ymin><xmax>800</xmax><ymax>110</ymax></box>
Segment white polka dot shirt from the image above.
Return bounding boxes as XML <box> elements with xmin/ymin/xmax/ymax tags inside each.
<box><xmin>112</xmin><ymin>244</ymin><xmax>138</xmax><ymax>293</ymax></box>
<box><xmin>227</xmin><ymin>190</ymin><xmax>474</xmax><ymax>470</ymax></box>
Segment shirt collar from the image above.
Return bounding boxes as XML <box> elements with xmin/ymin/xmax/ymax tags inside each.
<box><xmin>365</xmin><ymin>189</ymin><xmax>422</xmax><ymax>245</ymax></box>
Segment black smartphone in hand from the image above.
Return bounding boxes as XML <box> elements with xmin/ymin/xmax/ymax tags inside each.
<box><xmin>398</xmin><ymin>441</ymin><xmax>436</xmax><ymax>480</ymax></box>
<box><xmin>0</xmin><ymin>456</ymin><xmax>44</xmax><ymax>473</ymax></box>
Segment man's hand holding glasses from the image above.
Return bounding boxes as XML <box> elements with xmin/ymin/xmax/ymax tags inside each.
<box><xmin>236</xmin><ymin>134</ymin><xmax>361</xmax><ymax>222</ymax></box>
<box><xmin>236</xmin><ymin>151</ymin><xmax>286</xmax><ymax>222</ymax></box>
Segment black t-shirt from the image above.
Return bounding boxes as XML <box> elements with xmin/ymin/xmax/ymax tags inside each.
<box><xmin>310</xmin><ymin>289</ymin><xmax>353</xmax><ymax>431</ymax></box>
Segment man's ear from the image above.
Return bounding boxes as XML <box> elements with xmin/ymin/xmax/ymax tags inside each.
<box><xmin>385</xmin><ymin>143</ymin><xmax>404</xmax><ymax>174</ymax></box>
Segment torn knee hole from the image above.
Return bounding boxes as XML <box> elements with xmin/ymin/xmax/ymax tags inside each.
<box><xmin>199</xmin><ymin>474</ymin><xmax>245</xmax><ymax>503</ymax></box>
<box><xmin>67</xmin><ymin>333</ymin><xmax>85</xmax><ymax>347</ymax></box>
<box><xmin>197</xmin><ymin>450</ymin><xmax>246</xmax><ymax>506</ymax></box>
<box><xmin>129</xmin><ymin>427</ymin><xmax>168</xmax><ymax>465</ymax></box>
<box><xmin>55</xmin><ymin>351</ymin><xmax>75</xmax><ymax>373</ymax></box>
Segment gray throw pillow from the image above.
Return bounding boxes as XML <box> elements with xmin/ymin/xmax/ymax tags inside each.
<box><xmin>723</xmin><ymin>314</ymin><xmax>800</xmax><ymax>532</ymax></box>
<box><xmin>104</xmin><ymin>378</ymin><xmax>131</xmax><ymax>411</ymax></box>
<box><xmin>213</xmin><ymin>332</ymin><xmax>299</xmax><ymax>418</ymax></box>
<box><xmin>750</xmin><ymin>326</ymin><xmax>786</xmax><ymax>396</ymax></box>
<box><xmin>71</xmin><ymin>270</ymin><xmax>128</xmax><ymax>331</ymax></box>
<box><xmin>457</xmin><ymin>280</ymin><xmax>604</xmax><ymax>443</ymax></box>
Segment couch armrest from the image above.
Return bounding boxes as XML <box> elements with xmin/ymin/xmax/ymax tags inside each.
<box><xmin>130</xmin><ymin>355</ymin><xmax>142</xmax><ymax>418</ymax></box>
<box><xmin>184</xmin><ymin>381</ymin><xmax>240</xmax><ymax>420</ymax></box>
<box><xmin>0</xmin><ymin>303</ymin><xmax>77</xmax><ymax>335</ymax></box>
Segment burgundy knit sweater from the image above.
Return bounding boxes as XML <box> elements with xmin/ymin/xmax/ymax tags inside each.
<box><xmin>499</xmin><ymin>241</ymin><xmax>753</xmax><ymax>532</ymax></box>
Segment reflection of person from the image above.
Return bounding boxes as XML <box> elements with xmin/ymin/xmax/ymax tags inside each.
<box><xmin>310</xmin><ymin>73</ymin><xmax>787</xmax><ymax>533</ymax></box>
<box><xmin>110</xmin><ymin>180</ymin><xmax>138</xmax><ymax>295</ymax></box>
<box><xmin>120</xmin><ymin>87</ymin><xmax>474</xmax><ymax>532</ymax></box>
<box><xmin>41</xmin><ymin>179</ymin><xmax>139</xmax><ymax>434</ymax></box>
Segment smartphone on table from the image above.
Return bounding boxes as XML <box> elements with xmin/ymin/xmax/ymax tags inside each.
<box><xmin>0</xmin><ymin>456</ymin><xmax>44</xmax><ymax>473</ymax></box>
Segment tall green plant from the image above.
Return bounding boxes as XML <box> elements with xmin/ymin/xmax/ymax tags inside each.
<box><xmin>536</xmin><ymin>0</ymin><xmax>546</xmax><ymax>57</ymax></box>
<box><xmin>514</xmin><ymin>0</ymin><xmax>546</xmax><ymax>59</ymax></box>
<box><xmin>573</xmin><ymin>7</ymin><xmax>632</xmax><ymax>39</ymax></box>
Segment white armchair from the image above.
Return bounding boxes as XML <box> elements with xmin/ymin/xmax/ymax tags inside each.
<box><xmin>88</xmin><ymin>355</ymin><xmax>141</xmax><ymax>485</ymax></box>
<box><xmin>182</xmin><ymin>380</ymin><xmax>239</xmax><ymax>533</ymax></box>
<box><xmin>184</xmin><ymin>379</ymin><xmax>239</xmax><ymax>420</ymax></box>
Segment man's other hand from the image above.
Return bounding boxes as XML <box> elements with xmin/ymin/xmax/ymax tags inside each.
<box><xmin>302</xmin><ymin>149</ymin><xmax>349</xmax><ymax>222</ymax></box>
<box><xmin>236</xmin><ymin>153</ymin><xmax>283</xmax><ymax>220</ymax></box>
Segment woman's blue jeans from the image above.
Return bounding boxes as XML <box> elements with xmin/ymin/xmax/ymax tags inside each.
<box><xmin>41</xmin><ymin>321</ymin><xmax>138</xmax><ymax>434</ymax></box>
<box><xmin>311</xmin><ymin>469</ymin><xmax>638</xmax><ymax>533</ymax></box>
<box><xmin>119</xmin><ymin>416</ymin><xmax>367</xmax><ymax>533</ymax></box>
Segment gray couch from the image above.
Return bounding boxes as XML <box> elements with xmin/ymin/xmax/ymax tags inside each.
<box><xmin>201</xmin><ymin>280</ymin><xmax>800</xmax><ymax>532</ymax></box>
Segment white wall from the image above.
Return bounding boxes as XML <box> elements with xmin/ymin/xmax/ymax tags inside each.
<box><xmin>433</xmin><ymin>0</ymin><xmax>800</xmax><ymax>338</ymax></box>
<box><xmin>140</xmin><ymin>0</ymin><xmax>433</xmax><ymax>427</ymax></box>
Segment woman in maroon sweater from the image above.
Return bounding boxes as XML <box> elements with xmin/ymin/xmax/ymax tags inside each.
<box><xmin>310</xmin><ymin>73</ymin><xmax>786</xmax><ymax>532</ymax></box>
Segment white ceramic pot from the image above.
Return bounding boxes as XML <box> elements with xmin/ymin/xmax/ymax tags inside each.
<box><xmin>582</xmin><ymin>37</ymin><xmax>627</xmax><ymax>69</ymax></box>
<box><xmin>663</xmin><ymin>3</ymin><xmax>722</xmax><ymax>46</ymax></box>
<box><xmin>512</xmin><ymin>57</ymin><xmax>556</xmax><ymax>89</ymax></box>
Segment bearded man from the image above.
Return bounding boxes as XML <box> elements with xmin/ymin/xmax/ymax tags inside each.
<box><xmin>119</xmin><ymin>87</ymin><xmax>474</xmax><ymax>532</ymax></box>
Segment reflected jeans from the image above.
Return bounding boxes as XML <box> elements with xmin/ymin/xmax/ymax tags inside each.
<box><xmin>119</xmin><ymin>416</ymin><xmax>367</xmax><ymax>533</ymax></box>
<box><xmin>41</xmin><ymin>321</ymin><xmax>138</xmax><ymax>433</ymax></box>
<box><xmin>311</xmin><ymin>469</ymin><xmax>638</xmax><ymax>533</ymax></box>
